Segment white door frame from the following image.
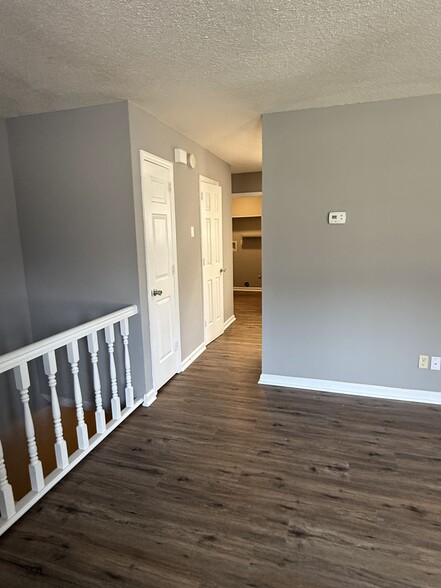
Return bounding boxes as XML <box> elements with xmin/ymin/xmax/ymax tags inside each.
<box><xmin>199</xmin><ymin>174</ymin><xmax>224</xmax><ymax>345</ymax></box>
<box><xmin>140</xmin><ymin>150</ymin><xmax>182</xmax><ymax>392</ymax></box>
<box><xmin>199</xmin><ymin>174</ymin><xmax>219</xmax><ymax>186</ymax></box>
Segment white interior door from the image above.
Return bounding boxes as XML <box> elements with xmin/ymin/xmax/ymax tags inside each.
<box><xmin>200</xmin><ymin>180</ymin><xmax>224</xmax><ymax>345</ymax></box>
<box><xmin>140</xmin><ymin>151</ymin><xmax>181</xmax><ymax>391</ymax></box>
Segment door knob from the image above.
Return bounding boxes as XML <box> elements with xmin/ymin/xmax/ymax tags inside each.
<box><xmin>151</xmin><ymin>289</ymin><xmax>163</xmax><ymax>296</ymax></box>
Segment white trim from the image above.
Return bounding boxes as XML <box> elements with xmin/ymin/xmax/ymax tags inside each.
<box><xmin>141</xmin><ymin>151</ymin><xmax>173</xmax><ymax>168</ymax></box>
<box><xmin>181</xmin><ymin>342</ymin><xmax>206</xmax><ymax>372</ymax></box>
<box><xmin>199</xmin><ymin>174</ymin><xmax>219</xmax><ymax>186</ymax></box>
<box><xmin>0</xmin><ymin>305</ymin><xmax>137</xmax><ymax>375</ymax></box>
<box><xmin>234</xmin><ymin>287</ymin><xmax>262</xmax><ymax>292</ymax></box>
<box><xmin>232</xmin><ymin>191</ymin><xmax>262</xmax><ymax>198</ymax></box>
<box><xmin>224</xmin><ymin>315</ymin><xmax>236</xmax><ymax>330</ymax></box>
<box><xmin>143</xmin><ymin>388</ymin><xmax>157</xmax><ymax>407</ymax></box>
<box><xmin>258</xmin><ymin>374</ymin><xmax>441</xmax><ymax>406</ymax></box>
<box><xmin>0</xmin><ymin>397</ymin><xmax>144</xmax><ymax>536</ymax></box>
<box><xmin>139</xmin><ymin>150</ymin><xmax>182</xmax><ymax>390</ymax></box>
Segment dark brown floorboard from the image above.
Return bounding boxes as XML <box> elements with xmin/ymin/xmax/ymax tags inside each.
<box><xmin>1</xmin><ymin>291</ymin><xmax>441</xmax><ymax>587</ymax></box>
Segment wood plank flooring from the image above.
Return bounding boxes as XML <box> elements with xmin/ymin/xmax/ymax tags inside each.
<box><xmin>1</xmin><ymin>291</ymin><xmax>441</xmax><ymax>587</ymax></box>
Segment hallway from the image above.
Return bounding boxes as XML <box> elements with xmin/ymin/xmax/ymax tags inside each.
<box><xmin>0</xmin><ymin>291</ymin><xmax>441</xmax><ymax>587</ymax></box>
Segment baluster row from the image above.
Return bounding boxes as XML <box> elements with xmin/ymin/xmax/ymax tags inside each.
<box><xmin>1</xmin><ymin>317</ymin><xmax>134</xmax><ymax>520</ymax></box>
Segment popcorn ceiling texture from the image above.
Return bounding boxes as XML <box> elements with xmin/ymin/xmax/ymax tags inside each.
<box><xmin>1</xmin><ymin>0</ymin><xmax>441</xmax><ymax>171</ymax></box>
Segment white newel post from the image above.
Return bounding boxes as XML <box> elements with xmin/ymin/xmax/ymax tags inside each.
<box><xmin>67</xmin><ymin>340</ymin><xmax>89</xmax><ymax>450</ymax></box>
<box><xmin>43</xmin><ymin>351</ymin><xmax>69</xmax><ymax>469</ymax></box>
<box><xmin>104</xmin><ymin>325</ymin><xmax>121</xmax><ymax>420</ymax></box>
<box><xmin>14</xmin><ymin>363</ymin><xmax>45</xmax><ymax>492</ymax></box>
<box><xmin>120</xmin><ymin>318</ymin><xmax>134</xmax><ymax>408</ymax></box>
<box><xmin>87</xmin><ymin>332</ymin><xmax>107</xmax><ymax>434</ymax></box>
<box><xmin>0</xmin><ymin>438</ymin><xmax>15</xmax><ymax>520</ymax></box>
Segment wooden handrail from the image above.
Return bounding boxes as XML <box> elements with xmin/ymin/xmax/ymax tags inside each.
<box><xmin>0</xmin><ymin>305</ymin><xmax>138</xmax><ymax>375</ymax></box>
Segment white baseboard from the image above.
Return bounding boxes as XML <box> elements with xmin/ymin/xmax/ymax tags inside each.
<box><xmin>143</xmin><ymin>388</ymin><xmax>157</xmax><ymax>407</ymax></box>
<box><xmin>224</xmin><ymin>315</ymin><xmax>236</xmax><ymax>330</ymax></box>
<box><xmin>258</xmin><ymin>374</ymin><xmax>441</xmax><ymax>406</ymax></box>
<box><xmin>234</xmin><ymin>287</ymin><xmax>262</xmax><ymax>292</ymax></box>
<box><xmin>181</xmin><ymin>342</ymin><xmax>206</xmax><ymax>372</ymax></box>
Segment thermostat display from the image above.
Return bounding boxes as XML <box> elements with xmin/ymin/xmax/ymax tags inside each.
<box><xmin>328</xmin><ymin>211</ymin><xmax>346</xmax><ymax>224</ymax></box>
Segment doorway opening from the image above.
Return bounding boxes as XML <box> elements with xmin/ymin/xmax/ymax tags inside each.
<box><xmin>231</xmin><ymin>172</ymin><xmax>262</xmax><ymax>294</ymax></box>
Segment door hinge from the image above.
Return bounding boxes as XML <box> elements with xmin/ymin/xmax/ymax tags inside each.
<box><xmin>172</xmin><ymin>264</ymin><xmax>175</xmax><ymax>275</ymax></box>
<box><xmin>200</xmin><ymin>193</ymin><xmax>203</xmax><ymax>200</ymax></box>
<box><xmin>174</xmin><ymin>341</ymin><xmax>179</xmax><ymax>351</ymax></box>
<box><xmin>204</xmin><ymin>321</ymin><xmax>207</xmax><ymax>327</ymax></box>
<box><xmin>202</xmin><ymin>258</ymin><xmax>205</xmax><ymax>266</ymax></box>
<box><xmin>168</xmin><ymin>182</ymin><xmax>172</xmax><ymax>193</ymax></box>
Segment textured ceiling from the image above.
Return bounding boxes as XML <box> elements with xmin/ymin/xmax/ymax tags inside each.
<box><xmin>1</xmin><ymin>1</ymin><xmax>441</xmax><ymax>171</ymax></box>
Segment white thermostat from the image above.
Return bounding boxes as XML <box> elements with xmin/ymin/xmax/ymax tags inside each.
<box><xmin>328</xmin><ymin>211</ymin><xmax>347</xmax><ymax>224</ymax></box>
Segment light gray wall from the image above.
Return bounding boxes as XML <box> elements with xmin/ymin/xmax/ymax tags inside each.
<box><xmin>7</xmin><ymin>102</ymin><xmax>146</xmax><ymax>403</ymax></box>
<box><xmin>128</xmin><ymin>103</ymin><xmax>233</xmax><ymax>362</ymax></box>
<box><xmin>0</xmin><ymin>118</ymin><xmax>36</xmax><ymax>430</ymax></box>
<box><xmin>232</xmin><ymin>217</ymin><xmax>262</xmax><ymax>288</ymax></box>
<box><xmin>263</xmin><ymin>94</ymin><xmax>441</xmax><ymax>393</ymax></box>
<box><xmin>0</xmin><ymin>119</ymin><xmax>32</xmax><ymax>354</ymax></box>
<box><xmin>232</xmin><ymin>172</ymin><xmax>262</xmax><ymax>194</ymax></box>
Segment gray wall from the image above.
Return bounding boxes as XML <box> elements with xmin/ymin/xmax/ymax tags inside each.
<box><xmin>7</xmin><ymin>102</ymin><xmax>146</xmax><ymax>403</ymax></box>
<box><xmin>0</xmin><ymin>119</ymin><xmax>35</xmax><ymax>428</ymax></box>
<box><xmin>232</xmin><ymin>172</ymin><xmax>262</xmax><ymax>193</ymax></box>
<box><xmin>0</xmin><ymin>119</ymin><xmax>32</xmax><ymax>354</ymax></box>
<box><xmin>263</xmin><ymin>95</ymin><xmax>441</xmax><ymax>393</ymax></box>
<box><xmin>128</xmin><ymin>103</ymin><xmax>233</xmax><ymax>363</ymax></box>
<box><xmin>4</xmin><ymin>100</ymin><xmax>232</xmax><ymax>408</ymax></box>
<box><xmin>232</xmin><ymin>217</ymin><xmax>262</xmax><ymax>288</ymax></box>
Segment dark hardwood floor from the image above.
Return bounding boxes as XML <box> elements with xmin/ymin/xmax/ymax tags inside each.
<box><xmin>1</xmin><ymin>291</ymin><xmax>441</xmax><ymax>587</ymax></box>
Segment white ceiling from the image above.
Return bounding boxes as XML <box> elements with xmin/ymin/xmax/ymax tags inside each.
<box><xmin>1</xmin><ymin>1</ymin><xmax>441</xmax><ymax>172</ymax></box>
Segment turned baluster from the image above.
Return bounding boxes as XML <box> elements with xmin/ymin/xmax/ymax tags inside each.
<box><xmin>120</xmin><ymin>318</ymin><xmax>134</xmax><ymax>408</ymax></box>
<box><xmin>0</xmin><ymin>438</ymin><xmax>15</xmax><ymax>520</ymax></box>
<box><xmin>43</xmin><ymin>351</ymin><xmax>69</xmax><ymax>469</ymax></box>
<box><xmin>105</xmin><ymin>325</ymin><xmax>121</xmax><ymax>420</ymax></box>
<box><xmin>13</xmin><ymin>363</ymin><xmax>45</xmax><ymax>492</ymax></box>
<box><xmin>87</xmin><ymin>332</ymin><xmax>106</xmax><ymax>434</ymax></box>
<box><xmin>67</xmin><ymin>341</ymin><xmax>89</xmax><ymax>450</ymax></box>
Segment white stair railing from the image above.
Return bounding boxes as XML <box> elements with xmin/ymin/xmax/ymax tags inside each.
<box><xmin>0</xmin><ymin>304</ymin><xmax>141</xmax><ymax>536</ymax></box>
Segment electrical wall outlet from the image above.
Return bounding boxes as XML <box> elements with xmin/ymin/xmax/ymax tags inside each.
<box><xmin>431</xmin><ymin>356</ymin><xmax>441</xmax><ymax>371</ymax></box>
<box><xmin>419</xmin><ymin>355</ymin><xmax>429</xmax><ymax>369</ymax></box>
